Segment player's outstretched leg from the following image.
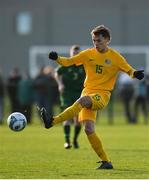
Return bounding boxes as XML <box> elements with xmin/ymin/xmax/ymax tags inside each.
<box><xmin>38</xmin><ymin>107</ymin><xmax>54</xmax><ymax>129</ymax></box>
<box><xmin>38</xmin><ymin>101</ymin><xmax>82</xmax><ymax>129</ymax></box>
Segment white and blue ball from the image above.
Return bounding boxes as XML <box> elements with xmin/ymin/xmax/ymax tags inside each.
<box><xmin>7</xmin><ymin>112</ymin><xmax>27</xmax><ymax>132</ymax></box>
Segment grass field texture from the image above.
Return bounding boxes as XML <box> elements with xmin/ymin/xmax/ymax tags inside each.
<box><xmin>0</xmin><ymin>116</ymin><xmax>149</xmax><ymax>179</ymax></box>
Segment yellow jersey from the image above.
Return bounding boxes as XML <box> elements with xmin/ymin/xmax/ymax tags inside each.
<box><xmin>57</xmin><ymin>47</ymin><xmax>136</xmax><ymax>91</ymax></box>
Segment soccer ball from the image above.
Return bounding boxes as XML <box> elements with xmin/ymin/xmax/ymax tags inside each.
<box><xmin>7</xmin><ymin>112</ymin><xmax>27</xmax><ymax>132</ymax></box>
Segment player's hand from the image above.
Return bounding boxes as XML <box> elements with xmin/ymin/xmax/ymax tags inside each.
<box><xmin>134</xmin><ymin>70</ymin><xmax>144</xmax><ymax>80</ymax></box>
<box><xmin>48</xmin><ymin>51</ymin><xmax>58</xmax><ymax>60</ymax></box>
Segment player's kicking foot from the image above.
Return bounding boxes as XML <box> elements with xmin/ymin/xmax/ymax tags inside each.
<box><xmin>96</xmin><ymin>161</ymin><xmax>113</xmax><ymax>170</ymax></box>
<box><xmin>38</xmin><ymin>107</ymin><xmax>54</xmax><ymax>129</ymax></box>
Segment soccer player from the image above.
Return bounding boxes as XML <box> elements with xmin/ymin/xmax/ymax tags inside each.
<box><xmin>39</xmin><ymin>25</ymin><xmax>144</xmax><ymax>169</ymax></box>
<box><xmin>55</xmin><ymin>45</ymin><xmax>85</xmax><ymax>149</ymax></box>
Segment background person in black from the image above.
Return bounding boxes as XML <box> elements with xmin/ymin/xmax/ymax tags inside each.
<box><xmin>134</xmin><ymin>78</ymin><xmax>148</xmax><ymax>124</ymax></box>
<box><xmin>7</xmin><ymin>67</ymin><xmax>22</xmax><ymax>113</ymax></box>
<box><xmin>34</xmin><ymin>66</ymin><xmax>58</xmax><ymax>119</ymax></box>
<box><xmin>17</xmin><ymin>71</ymin><xmax>34</xmax><ymax>124</ymax></box>
<box><xmin>118</xmin><ymin>73</ymin><xmax>135</xmax><ymax>123</ymax></box>
<box><xmin>0</xmin><ymin>69</ymin><xmax>5</xmax><ymax>124</ymax></box>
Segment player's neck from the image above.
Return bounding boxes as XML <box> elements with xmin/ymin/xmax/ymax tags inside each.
<box><xmin>98</xmin><ymin>47</ymin><xmax>109</xmax><ymax>53</ymax></box>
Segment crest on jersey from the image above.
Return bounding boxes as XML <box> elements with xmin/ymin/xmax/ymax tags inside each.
<box><xmin>92</xmin><ymin>94</ymin><xmax>100</xmax><ymax>101</ymax></box>
<box><xmin>105</xmin><ymin>59</ymin><xmax>111</xmax><ymax>65</ymax></box>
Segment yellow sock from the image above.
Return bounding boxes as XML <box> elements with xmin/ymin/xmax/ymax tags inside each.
<box><xmin>87</xmin><ymin>132</ymin><xmax>110</xmax><ymax>161</ymax></box>
<box><xmin>53</xmin><ymin>102</ymin><xmax>82</xmax><ymax>125</ymax></box>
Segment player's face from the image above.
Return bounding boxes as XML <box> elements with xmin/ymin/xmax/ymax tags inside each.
<box><xmin>92</xmin><ymin>34</ymin><xmax>110</xmax><ymax>53</ymax></box>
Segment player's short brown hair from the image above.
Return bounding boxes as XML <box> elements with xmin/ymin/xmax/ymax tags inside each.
<box><xmin>91</xmin><ymin>25</ymin><xmax>111</xmax><ymax>40</ymax></box>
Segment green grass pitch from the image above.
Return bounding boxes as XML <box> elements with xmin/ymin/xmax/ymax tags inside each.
<box><xmin>0</xmin><ymin>117</ymin><xmax>149</xmax><ymax>179</ymax></box>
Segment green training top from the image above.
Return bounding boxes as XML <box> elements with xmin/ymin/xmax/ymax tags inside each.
<box><xmin>56</xmin><ymin>65</ymin><xmax>85</xmax><ymax>108</ymax></box>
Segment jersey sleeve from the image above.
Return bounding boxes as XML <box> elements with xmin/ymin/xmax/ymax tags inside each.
<box><xmin>116</xmin><ymin>52</ymin><xmax>136</xmax><ymax>78</ymax></box>
<box><xmin>57</xmin><ymin>50</ymin><xmax>87</xmax><ymax>67</ymax></box>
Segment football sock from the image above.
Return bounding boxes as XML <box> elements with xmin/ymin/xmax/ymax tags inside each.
<box><xmin>53</xmin><ymin>102</ymin><xmax>82</xmax><ymax>125</ymax></box>
<box><xmin>64</xmin><ymin>125</ymin><xmax>70</xmax><ymax>143</ymax></box>
<box><xmin>73</xmin><ymin>125</ymin><xmax>81</xmax><ymax>142</ymax></box>
<box><xmin>87</xmin><ymin>132</ymin><xmax>110</xmax><ymax>162</ymax></box>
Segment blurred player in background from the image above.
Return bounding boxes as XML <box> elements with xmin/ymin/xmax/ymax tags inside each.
<box><xmin>0</xmin><ymin>68</ymin><xmax>5</xmax><ymax>125</ymax></box>
<box><xmin>55</xmin><ymin>45</ymin><xmax>85</xmax><ymax>149</ymax></box>
<box><xmin>34</xmin><ymin>66</ymin><xmax>58</xmax><ymax>118</ymax></box>
<box><xmin>134</xmin><ymin>78</ymin><xmax>148</xmax><ymax>124</ymax></box>
<box><xmin>39</xmin><ymin>25</ymin><xmax>144</xmax><ymax>169</ymax></box>
<box><xmin>118</xmin><ymin>73</ymin><xmax>135</xmax><ymax>123</ymax></box>
<box><xmin>17</xmin><ymin>71</ymin><xmax>34</xmax><ymax>124</ymax></box>
<box><xmin>7</xmin><ymin>67</ymin><xmax>22</xmax><ymax>113</ymax></box>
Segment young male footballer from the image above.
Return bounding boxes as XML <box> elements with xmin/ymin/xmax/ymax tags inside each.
<box><xmin>55</xmin><ymin>45</ymin><xmax>85</xmax><ymax>149</ymax></box>
<box><xmin>39</xmin><ymin>25</ymin><xmax>144</xmax><ymax>169</ymax></box>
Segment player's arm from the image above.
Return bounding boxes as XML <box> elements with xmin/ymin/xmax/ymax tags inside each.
<box><xmin>48</xmin><ymin>51</ymin><xmax>84</xmax><ymax>67</ymax></box>
<box><xmin>48</xmin><ymin>51</ymin><xmax>76</xmax><ymax>67</ymax></box>
<box><xmin>117</xmin><ymin>53</ymin><xmax>144</xmax><ymax>80</ymax></box>
<box><xmin>122</xmin><ymin>65</ymin><xmax>144</xmax><ymax>80</ymax></box>
<box><xmin>123</xmin><ymin>66</ymin><xmax>144</xmax><ymax>80</ymax></box>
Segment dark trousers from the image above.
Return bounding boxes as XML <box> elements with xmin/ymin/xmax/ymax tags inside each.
<box><xmin>134</xmin><ymin>96</ymin><xmax>148</xmax><ymax>124</ymax></box>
